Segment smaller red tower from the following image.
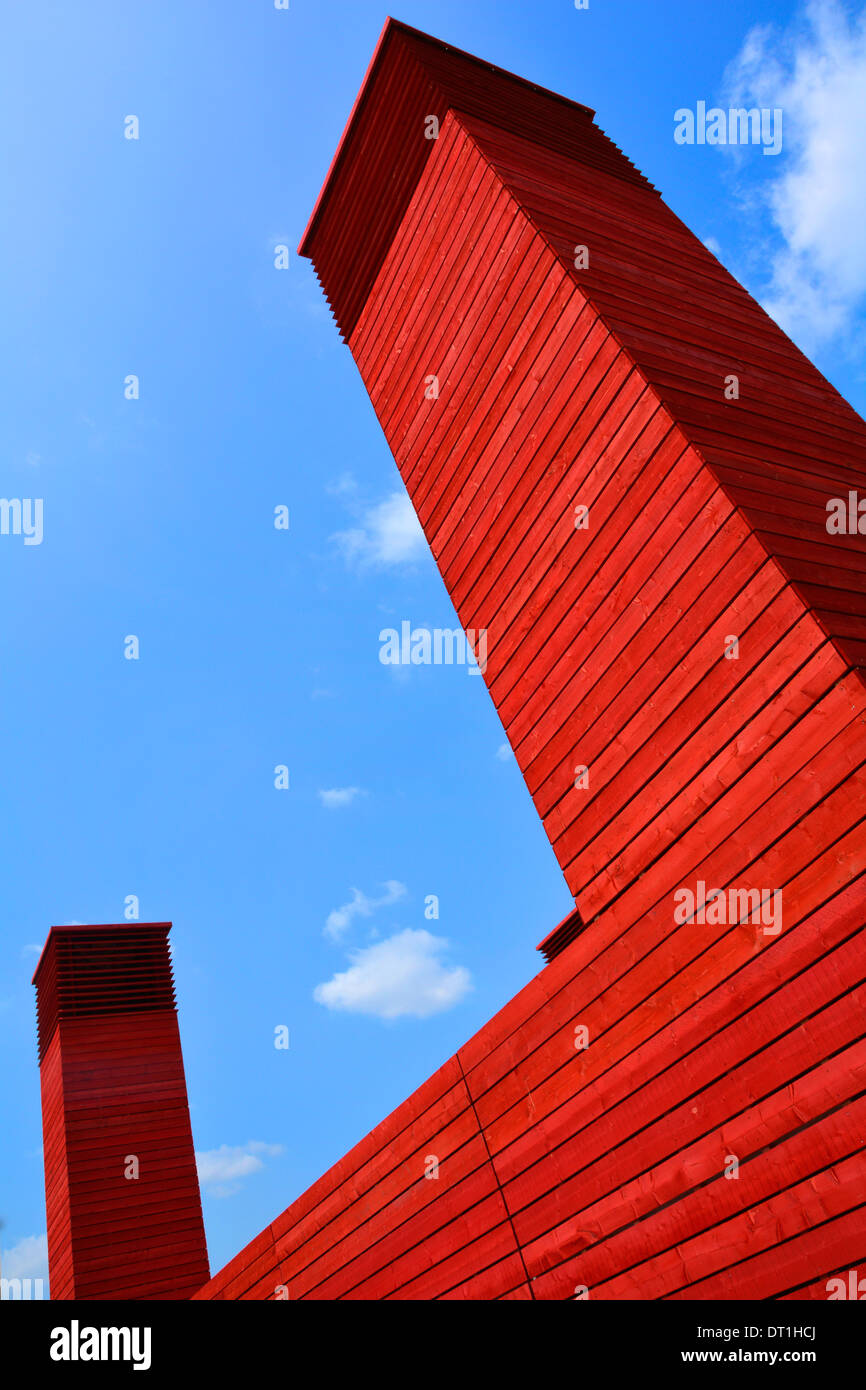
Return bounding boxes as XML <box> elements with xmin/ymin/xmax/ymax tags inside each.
<box><xmin>33</xmin><ymin>922</ymin><xmax>209</xmax><ymax>1299</ymax></box>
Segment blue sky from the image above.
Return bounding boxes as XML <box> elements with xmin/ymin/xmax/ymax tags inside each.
<box><xmin>2</xmin><ymin>0</ymin><xmax>865</xmax><ymax>1290</ymax></box>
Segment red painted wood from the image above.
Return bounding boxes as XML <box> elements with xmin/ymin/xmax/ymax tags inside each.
<box><xmin>129</xmin><ymin>19</ymin><xmax>866</xmax><ymax>1300</ymax></box>
<box><xmin>34</xmin><ymin>924</ymin><xmax>209</xmax><ymax>1300</ymax></box>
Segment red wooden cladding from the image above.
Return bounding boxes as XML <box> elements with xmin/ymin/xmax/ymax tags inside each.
<box><xmin>298</xmin><ymin>21</ymin><xmax>651</xmax><ymax>345</ymax></box>
<box><xmin>335</xmin><ymin>106</ymin><xmax>866</xmax><ymax>940</ymax></box>
<box><xmin>34</xmin><ymin>924</ymin><xmax>209</xmax><ymax>1299</ymax></box>
<box><xmin>66</xmin><ymin>19</ymin><xmax>866</xmax><ymax>1301</ymax></box>
<box><xmin>33</xmin><ymin>922</ymin><xmax>176</xmax><ymax>1060</ymax></box>
<box><xmin>537</xmin><ymin>906</ymin><xmax>584</xmax><ymax>964</ymax></box>
<box><xmin>456</xmin><ymin>108</ymin><xmax>866</xmax><ymax>675</ymax></box>
<box><xmin>192</xmin><ymin>869</ymin><xmax>865</xmax><ymax>1299</ymax></box>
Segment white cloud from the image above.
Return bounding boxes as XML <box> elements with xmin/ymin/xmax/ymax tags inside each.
<box><xmin>723</xmin><ymin>0</ymin><xmax>866</xmax><ymax>348</ymax></box>
<box><xmin>324</xmin><ymin>880</ymin><xmax>406</xmax><ymax>941</ymax></box>
<box><xmin>318</xmin><ymin>786</ymin><xmax>365</xmax><ymax>809</ymax></box>
<box><xmin>326</xmin><ymin>471</ymin><xmax>358</xmax><ymax>498</ymax></box>
<box><xmin>21</xmin><ymin>943</ymin><xmax>42</xmax><ymax>957</ymax></box>
<box><xmin>195</xmin><ymin>1141</ymin><xmax>283</xmax><ymax>1197</ymax></box>
<box><xmin>1</xmin><ymin>1232</ymin><xmax>48</xmax><ymax>1284</ymax></box>
<box><xmin>332</xmin><ymin>491</ymin><xmax>427</xmax><ymax>568</ymax></box>
<box><xmin>495</xmin><ymin>742</ymin><xmax>513</xmax><ymax>761</ymax></box>
<box><xmin>313</xmin><ymin>928</ymin><xmax>472</xmax><ymax>1020</ymax></box>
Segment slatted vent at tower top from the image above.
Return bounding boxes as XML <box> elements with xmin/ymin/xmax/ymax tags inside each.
<box><xmin>300</xmin><ymin>22</ymin><xmax>654</xmax><ymax>346</ymax></box>
<box><xmin>34</xmin><ymin>923</ymin><xmax>176</xmax><ymax>1060</ymax></box>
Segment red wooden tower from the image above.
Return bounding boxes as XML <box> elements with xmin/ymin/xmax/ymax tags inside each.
<box><xmin>192</xmin><ymin>20</ymin><xmax>865</xmax><ymax>1300</ymax></box>
<box><xmin>33</xmin><ymin>923</ymin><xmax>209</xmax><ymax>1299</ymax></box>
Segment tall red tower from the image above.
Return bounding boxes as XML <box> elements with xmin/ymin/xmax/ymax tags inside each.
<box><xmin>33</xmin><ymin>923</ymin><xmax>209</xmax><ymax>1300</ymax></box>
<box><xmin>190</xmin><ymin>20</ymin><xmax>865</xmax><ymax>1301</ymax></box>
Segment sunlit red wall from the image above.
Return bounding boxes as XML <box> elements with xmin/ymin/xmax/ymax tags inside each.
<box><xmin>193</xmin><ymin>20</ymin><xmax>866</xmax><ymax>1301</ymax></box>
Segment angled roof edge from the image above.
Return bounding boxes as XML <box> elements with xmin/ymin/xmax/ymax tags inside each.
<box><xmin>298</xmin><ymin>16</ymin><xmax>596</xmax><ymax>258</ymax></box>
<box><xmin>31</xmin><ymin>920</ymin><xmax>173</xmax><ymax>985</ymax></box>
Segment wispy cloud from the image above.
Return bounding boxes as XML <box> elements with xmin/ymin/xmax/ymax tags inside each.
<box><xmin>195</xmin><ymin>1141</ymin><xmax>283</xmax><ymax>1198</ymax></box>
<box><xmin>318</xmin><ymin>786</ymin><xmax>365</xmax><ymax>810</ymax></box>
<box><xmin>326</xmin><ymin>471</ymin><xmax>358</xmax><ymax>498</ymax></box>
<box><xmin>332</xmin><ymin>491</ymin><xmax>427</xmax><ymax>568</ymax></box>
<box><xmin>314</xmin><ymin>928</ymin><xmax>472</xmax><ymax>1020</ymax></box>
<box><xmin>723</xmin><ymin>0</ymin><xmax>866</xmax><ymax>349</ymax></box>
<box><xmin>1</xmin><ymin>1232</ymin><xmax>49</xmax><ymax>1285</ymax></box>
<box><xmin>325</xmin><ymin>880</ymin><xmax>406</xmax><ymax>941</ymax></box>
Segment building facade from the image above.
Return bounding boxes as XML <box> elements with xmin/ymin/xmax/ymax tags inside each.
<box><xmin>36</xmin><ymin>20</ymin><xmax>866</xmax><ymax>1301</ymax></box>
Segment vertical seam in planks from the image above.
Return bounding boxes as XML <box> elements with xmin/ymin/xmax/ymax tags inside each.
<box><xmin>457</xmin><ymin>1049</ymin><xmax>537</xmax><ymax>1299</ymax></box>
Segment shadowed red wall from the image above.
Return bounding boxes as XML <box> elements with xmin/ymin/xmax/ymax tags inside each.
<box><xmin>34</xmin><ymin>923</ymin><xmax>209</xmax><ymax>1300</ymax></box>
